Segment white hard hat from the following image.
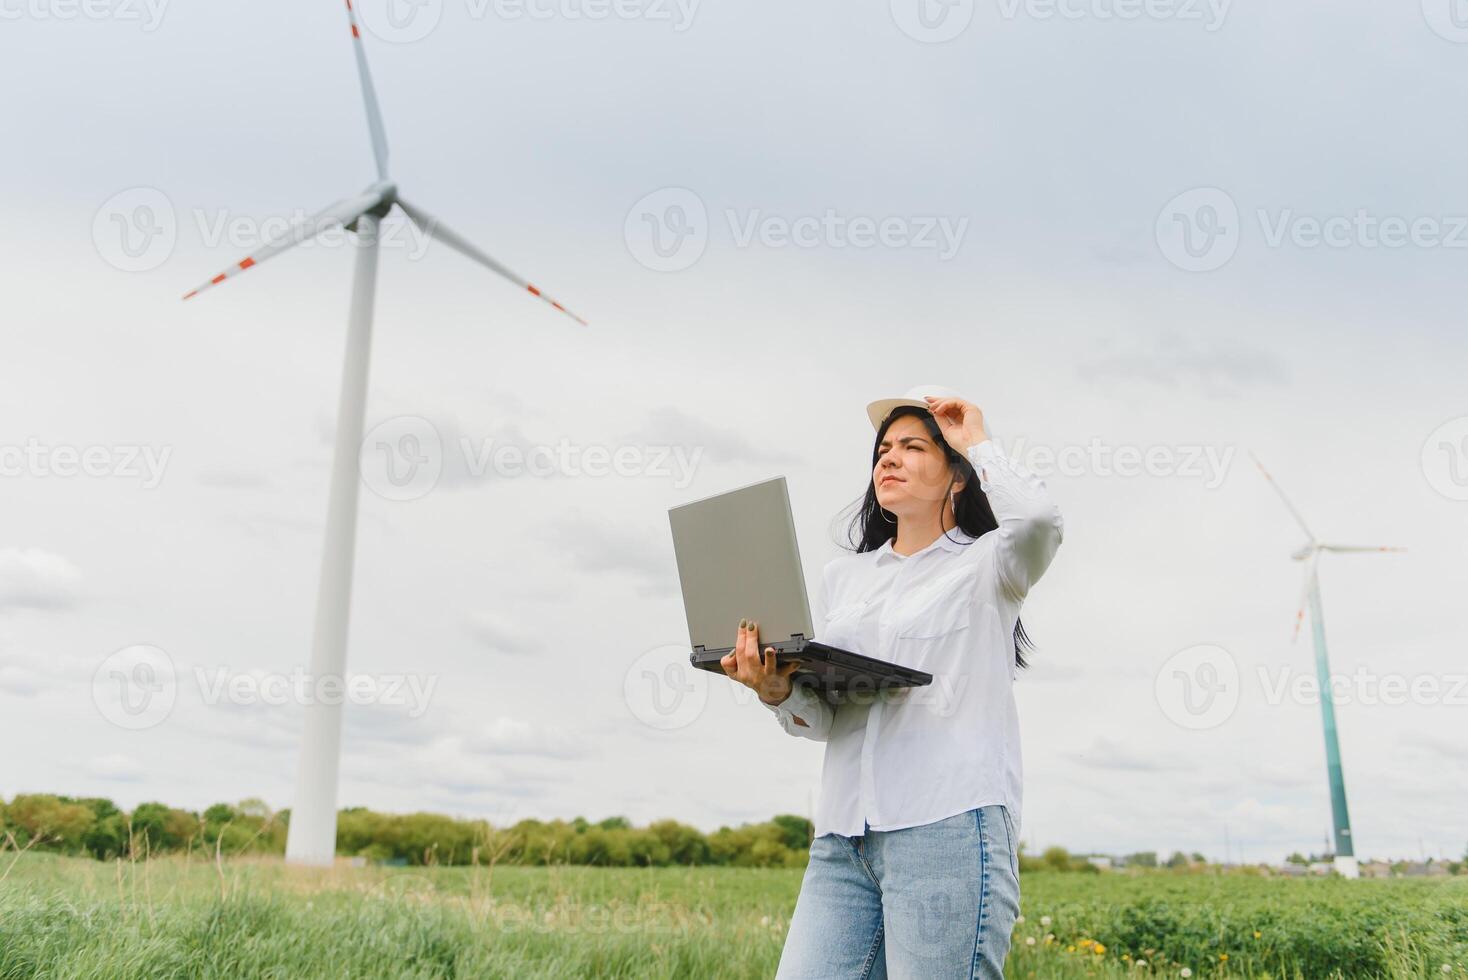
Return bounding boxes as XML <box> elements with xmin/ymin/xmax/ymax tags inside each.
<box><xmin>865</xmin><ymin>384</ymin><xmax>963</xmax><ymax>431</ymax></box>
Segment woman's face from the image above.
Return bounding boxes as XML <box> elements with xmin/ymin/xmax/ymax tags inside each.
<box><xmin>873</xmin><ymin>414</ymin><xmax>964</xmax><ymax>519</ymax></box>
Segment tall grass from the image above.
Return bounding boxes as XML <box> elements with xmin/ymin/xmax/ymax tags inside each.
<box><xmin>0</xmin><ymin>852</ymin><xmax>1463</xmax><ymax>979</ymax></box>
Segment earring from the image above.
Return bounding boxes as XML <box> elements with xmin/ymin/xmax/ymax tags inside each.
<box><xmin>878</xmin><ymin>505</ymin><xmax>896</xmax><ymax>524</ymax></box>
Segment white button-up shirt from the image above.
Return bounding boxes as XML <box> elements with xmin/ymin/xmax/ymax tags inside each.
<box><xmin>764</xmin><ymin>440</ymin><xmax>1063</xmax><ymax>839</ymax></box>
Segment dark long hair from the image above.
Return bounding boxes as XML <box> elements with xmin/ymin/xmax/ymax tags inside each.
<box><xmin>844</xmin><ymin>406</ymin><xmax>1033</xmax><ymax>668</ymax></box>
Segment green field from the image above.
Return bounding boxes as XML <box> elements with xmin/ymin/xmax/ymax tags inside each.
<box><xmin>0</xmin><ymin>853</ymin><xmax>1464</xmax><ymax>979</ymax></box>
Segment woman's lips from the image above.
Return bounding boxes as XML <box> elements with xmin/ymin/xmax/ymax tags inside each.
<box><xmin>879</xmin><ymin>475</ymin><xmax>904</xmax><ymax>486</ymax></box>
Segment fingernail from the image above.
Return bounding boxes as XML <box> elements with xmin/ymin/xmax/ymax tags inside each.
<box><xmin>739</xmin><ymin>618</ymin><xmax>747</xmax><ymax>629</ymax></box>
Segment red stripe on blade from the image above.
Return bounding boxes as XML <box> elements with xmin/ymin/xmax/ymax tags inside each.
<box><xmin>527</xmin><ymin>285</ymin><xmax>542</xmax><ymax>296</ymax></box>
<box><xmin>352</xmin><ymin>24</ymin><xmax>360</xmax><ymax>37</ymax></box>
<box><xmin>211</xmin><ymin>274</ymin><xmax>227</xmax><ymax>285</ymax></box>
<box><xmin>239</xmin><ymin>258</ymin><xmax>255</xmax><ymax>270</ymax></box>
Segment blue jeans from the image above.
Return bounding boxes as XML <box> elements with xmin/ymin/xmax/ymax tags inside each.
<box><xmin>775</xmin><ymin>805</ymin><xmax>1021</xmax><ymax>980</ymax></box>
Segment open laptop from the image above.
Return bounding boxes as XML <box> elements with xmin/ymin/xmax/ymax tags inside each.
<box><xmin>668</xmin><ymin>476</ymin><xmax>933</xmax><ymax>696</ymax></box>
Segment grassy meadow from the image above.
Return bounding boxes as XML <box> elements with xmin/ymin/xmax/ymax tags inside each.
<box><xmin>0</xmin><ymin>852</ymin><xmax>1464</xmax><ymax>979</ymax></box>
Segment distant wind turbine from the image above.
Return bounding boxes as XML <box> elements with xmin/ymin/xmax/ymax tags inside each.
<box><xmin>183</xmin><ymin>1</ymin><xmax>588</xmax><ymax>866</ymax></box>
<box><xmin>1251</xmin><ymin>452</ymin><xmax>1404</xmax><ymax>880</ymax></box>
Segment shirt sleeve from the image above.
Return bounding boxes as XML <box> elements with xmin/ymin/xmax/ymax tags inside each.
<box><xmin>967</xmin><ymin>439</ymin><xmax>1064</xmax><ymax>600</ymax></box>
<box><xmin>762</xmin><ymin>681</ymin><xmax>833</xmax><ymax>740</ymax></box>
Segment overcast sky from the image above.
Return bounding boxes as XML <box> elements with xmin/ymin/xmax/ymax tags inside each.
<box><xmin>2</xmin><ymin>0</ymin><xmax>1465</xmax><ymax>864</ymax></box>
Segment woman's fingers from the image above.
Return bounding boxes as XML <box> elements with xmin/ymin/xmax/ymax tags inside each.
<box><xmin>741</xmin><ymin>620</ymin><xmax>761</xmax><ymax>674</ymax></box>
<box><xmin>760</xmin><ymin>644</ymin><xmax>778</xmax><ymax>675</ymax></box>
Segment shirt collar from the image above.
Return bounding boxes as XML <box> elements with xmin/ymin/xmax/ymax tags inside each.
<box><xmin>874</xmin><ymin>528</ymin><xmax>976</xmax><ymax>565</ymax></box>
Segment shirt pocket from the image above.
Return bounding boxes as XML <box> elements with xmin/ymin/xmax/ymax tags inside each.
<box><xmin>819</xmin><ymin>598</ymin><xmax>871</xmax><ymax>647</ymax></box>
<box><xmin>894</xmin><ymin>565</ymin><xmax>977</xmax><ymax>639</ymax></box>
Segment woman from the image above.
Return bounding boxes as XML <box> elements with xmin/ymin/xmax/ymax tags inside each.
<box><xmin>720</xmin><ymin>386</ymin><xmax>1063</xmax><ymax>979</ymax></box>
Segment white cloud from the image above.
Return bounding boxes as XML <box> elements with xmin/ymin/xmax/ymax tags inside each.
<box><xmin>465</xmin><ymin>612</ymin><xmax>546</xmax><ymax>657</ymax></box>
<box><xmin>463</xmin><ymin>718</ymin><xmax>588</xmax><ymax>760</ymax></box>
<box><xmin>0</xmin><ymin>549</ymin><xmax>82</xmax><ymax>612</ymax></box>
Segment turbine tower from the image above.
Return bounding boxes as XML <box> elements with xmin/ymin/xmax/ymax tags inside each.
<box><xmin>1251</xmin><ymin>453</ymin><xmax>1403</xmax><ymax>880</ymax></box>
<box><xmin>183</xmin><ymin>2</ymin><xmax>587</xmax><ymax>866</ymax></box>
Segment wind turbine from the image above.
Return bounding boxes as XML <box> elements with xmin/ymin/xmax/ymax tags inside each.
<box><xmin>1251</xmin><ymin>453</ymin><xmax>1404</xmax><ymax>880</ymax></box>
<box><xmin>183</xmin><ymin>2</ymin><xmax>588</xmax><ymax>866</ymax></box>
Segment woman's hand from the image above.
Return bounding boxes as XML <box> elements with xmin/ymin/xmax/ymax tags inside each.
<box><xmin>720</xmin><ymin>619</ymin><xmax>802</xmax><ymax>705</ymax></box>
<box><xmin>924</xmin><ymin>395</ymin><xmax>990</xmax><ymax>454</ymax></box>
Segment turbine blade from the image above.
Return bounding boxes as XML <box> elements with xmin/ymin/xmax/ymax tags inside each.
<box><xmin>1320</xmin><ymin>545</ymin><xmax>1407</xmax><ymax>554</ymax></box>
<box><xmin>1249</xmin><ymin>451</ymin><xmax>1317</xmax><ymax>543</ymax></box>
<box><xmin>181</xmin><ymin>189</ymin><xmax>383</xmax><ymax>300</ymax></box>
<box><xmin>397</xmin><ymin>197</ymin><xmax>588</xmax><ymax>325</ymax></box>
<box><xmin>344</xmin><ymin>0</ymin><xmax>390</xmax><ymax>179</ymax></box>
<box><xmin>1291</xmin><ymin>551</ymin><xmax>1320</xmax><ymax>643</ymax></box>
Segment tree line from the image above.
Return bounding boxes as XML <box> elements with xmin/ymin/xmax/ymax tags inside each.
<box><xmin>0</xmin><ymin>794</ymin><xmax>819</xmax><ymax>868</ymax></box>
